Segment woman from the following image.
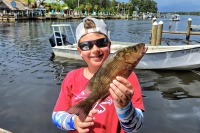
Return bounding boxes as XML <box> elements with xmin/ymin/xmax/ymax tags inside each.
<box><xmin>52</xmin><ymin>17</ymin><xmax>145</xmax><ymax>133</ymax></box>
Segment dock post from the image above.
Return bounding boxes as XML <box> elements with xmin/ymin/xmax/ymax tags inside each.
<box><xmin>186</xmin><ymin>18</ymin><xmax>192</xmax><ymax>41</ymax></box>
<box><xmin>149</xmin><ymin>17</ymin><xmax>157</xmax><ymax>44</ymax></box>
<box><xmin>156</xmin><ymin>21</ymin><xmax>163</xmax><ymax>46</ymax></box>
<box><xmin>152</xmin><ymin>17</ymin><xmax>156</xmax><ymax>24</ymax></box>
<box><xmin>151</xmin><ymin>21</ymin><xmax>158</xmax><ymax>46</ymax></box>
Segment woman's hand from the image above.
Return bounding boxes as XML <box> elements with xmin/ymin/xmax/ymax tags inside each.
<box><xmin>109</xmin><ymin>76</ymin><xmax>134</xmax><ymax>108</ymax></box>
<box><xmin>74</xmin><ymin>109</ymin><xmax>98</xmax><ymax>133</ymax></box>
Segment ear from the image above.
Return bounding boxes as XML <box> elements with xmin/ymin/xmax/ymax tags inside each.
<box><xmin>77</xmin><ymin>47</ymin><xmax>82</xmax><ymax>57</ymax></box>
<box><xmin>108</xmin><ymin>41</ymin><xmax>111</xmax><ymax>49</ymax></box>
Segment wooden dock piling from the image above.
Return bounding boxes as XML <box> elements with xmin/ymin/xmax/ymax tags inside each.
<box><xmin>186</xmin><ymin>18</ymin><xmax>192</xmax><ymax>41</ymax></box>
<box><xmin>152</xmin><ymin>17</ymin><xmax>156</xmax><ymax>24</ymax></box>
<box><xmin>149</xmin><ymin>17</ymin><xmax>156</xmax><ymax>44</ymax></box>
<box><xmin>151</xmin><ymin>21</ymin><xmax>158</xmax><ymax>46</ymax></box>
<box><xmin>156</xmin><ymin>21</ymin><xmax>163</xmax><ymax>46</ymax></box>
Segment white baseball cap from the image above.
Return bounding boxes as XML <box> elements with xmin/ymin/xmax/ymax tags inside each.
<box><xmin>76</xmin><ymin>17</ymin><xmax>110</xmax><ymax>43</ymax></box>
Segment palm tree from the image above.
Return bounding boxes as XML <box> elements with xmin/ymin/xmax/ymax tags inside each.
<box><xmin>24</xmin><ymin>0</ymin><xmax>35</xmax><ymax>8</ymax></box>
<box><xmin>79</xmin><ymin>4</ymin><xmax>85</xmax><ymax>15</ymax></box>
<box><xmin>93</xmin><ymin>4</ymin><xmax>98</xmax><ymax>14</ymax></box>
<box><xmin>85</xmin><ymin>3</ymin><xmax>92</xmax><ymax>15</ymax></box>
<box><xmin>44</xmin><ymin>3</ymin><xmax>51</xmax><ymax>12</ymax></box>
<box><xmin>126</xmin><ymin>2</ymin><xmax>132</xmax><ymax>15</ymax></box>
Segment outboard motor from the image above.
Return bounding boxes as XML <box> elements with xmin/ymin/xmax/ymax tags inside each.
<box><xmin>49</xmin><ymin>32</ymin><xmax>67</xmax><ymax>47</ymax></box>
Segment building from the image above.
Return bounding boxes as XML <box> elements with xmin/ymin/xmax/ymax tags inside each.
<box><xmin>0</xmin><ymin>0</ymin><xmax>29</xmax><ymax>21</ymax></box>
<box><xmin>0</xmin><ymin>0</ymin><xmax>27</xmax><ymax>13</ymax></box>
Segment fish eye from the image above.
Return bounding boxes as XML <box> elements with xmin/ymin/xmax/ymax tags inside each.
<box><xmin>132</xmin><ymin>47</ymin><xmax>137</xmax><ymax>52</ymax></box>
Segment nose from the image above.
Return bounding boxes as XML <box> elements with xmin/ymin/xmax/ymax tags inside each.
<box><xmin>91</xmin><ymin>44</ymin><xmax>100</xmax><ymax>51</ymax></box>
<box><xmin>90</xmin><ymin>44</ymin><xmax>101</xmax><ymax>54</ymax></box>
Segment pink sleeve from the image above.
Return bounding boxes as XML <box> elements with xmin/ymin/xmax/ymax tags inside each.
<box><xmin>128</xmin><ymin>72</ymin><xmax>145</xmax><ymax>111</ymax></box>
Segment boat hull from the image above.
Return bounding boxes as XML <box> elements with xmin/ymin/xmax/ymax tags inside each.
<box><xmin>52</xmin><ymin>46</ymin><xmax>82</xmax><ymax>60</ymax></box>
<box><xmin>137</xmin><ymin>46</ymin><xmax>200</xmax><ymax>70</ymax></box>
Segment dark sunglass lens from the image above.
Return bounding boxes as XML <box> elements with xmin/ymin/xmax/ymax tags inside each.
<box><xmin>96</xmin><ymin>38</ymin><xmax>108</xmax><ymax>48</ymax></box>
<box><xmin>79</xmin><ymin>38</ymin><xmax>108</xmax><ymax>51</ymax></box>
<box><xmin>79</xmin><ymin>42</ymin><xmax>93</xmax><ymax>51</ymax></box>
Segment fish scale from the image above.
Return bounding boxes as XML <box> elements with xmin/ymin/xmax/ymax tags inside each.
<box><xmin>66</xmin><ymin>43</ymin><xmax>147</xmax><ymax>122</ymax></box>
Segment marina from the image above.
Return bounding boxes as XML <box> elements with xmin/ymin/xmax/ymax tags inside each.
<box><xmin>0</xmin><ymin>15</ymin><xmax>200</xmax><ymax>133</ymax></box>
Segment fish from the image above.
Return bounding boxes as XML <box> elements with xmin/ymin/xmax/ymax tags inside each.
<box><xmin>66</xmin><ymin>43</ymin><xmax>147</xmax><ymax>122</ymax></box>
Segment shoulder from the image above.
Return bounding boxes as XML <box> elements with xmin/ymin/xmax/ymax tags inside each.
<box><xmin>62</xmin><ymin>67</ymin><xmax>84</xmax><ymax>84</ymax></box>
<box><xmin>67</xmin><ymin>67</ymin><xmax>84</xmax><ymax>77</ymax></box>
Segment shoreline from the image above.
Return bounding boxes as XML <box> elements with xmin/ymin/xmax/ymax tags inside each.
<box><xmin>0</xmin><ymin>15</ymin><xmax>141</xmax><ymax>22</ymax></box>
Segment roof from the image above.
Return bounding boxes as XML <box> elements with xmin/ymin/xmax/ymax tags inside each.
<box><xmin>0</xmin><ymin>0</ymin><xmax>26</xmax><ymax>10</ymax></box>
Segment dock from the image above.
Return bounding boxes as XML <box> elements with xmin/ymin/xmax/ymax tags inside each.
<box><xmin>162</xmin><ymin>30</ymin><xmax>200</xmax><ymax>35</ymax></box>
<box><xmin>191</xmin><ymin>25</ymin><xmax>200</xmax><ymax>30</ymax></box>
<box><xmin>150</xmin><ymin>18</ymin><xmax>200</xmax><ymax>46</ymax></box>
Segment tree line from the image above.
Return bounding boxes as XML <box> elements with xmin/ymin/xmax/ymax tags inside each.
<box><xmin>163</xmin><ymin>12</ymin><xmax>200</xmax><ymax>16</ymax></box>
<box><xmin>42</xmin><ymin>0</ymin><xmax>158</xmax><ymax>15</ymax></box>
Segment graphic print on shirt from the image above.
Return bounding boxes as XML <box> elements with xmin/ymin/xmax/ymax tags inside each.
<box><xmin>74</xmin><ymin>90</ymin><xmax>113</xmax><ymax>114</ymax></box>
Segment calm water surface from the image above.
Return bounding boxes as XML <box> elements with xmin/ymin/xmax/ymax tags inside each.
<box><xmin>0</xmin><ymin>15</ymin><xmax>200</xmax><ymax>133</ymax></box>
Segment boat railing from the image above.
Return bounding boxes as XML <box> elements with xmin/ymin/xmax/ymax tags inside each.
<box><xmin>51</xmin><ymin>23</ymin><xmax>76</xmax><ymax>46</ymax></box>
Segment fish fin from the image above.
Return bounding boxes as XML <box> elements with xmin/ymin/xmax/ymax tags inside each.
<box><xmin>66</xmin><ymin>102</ymin><xmax>93</xmax><ymax>122</ymax></box>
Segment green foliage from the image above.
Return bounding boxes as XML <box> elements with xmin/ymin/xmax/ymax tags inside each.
<box><xmin>162</xmin><ymin>12</ymin><xmax>200</xmax><ymax>16</ymax></box>
<box><xmin>23</xmin><ymin>0</ymin><xmax>35</xmax><ymax>7</ymax></box>
<box><xmin>48</xmin><ymin>0</ymin><xmax>158</xmax><ymax>15</ymax></box>
<box><xmin>44</xmin><ymin>3</ymin><xmax>68</xmax><ymax>12</ymax></box>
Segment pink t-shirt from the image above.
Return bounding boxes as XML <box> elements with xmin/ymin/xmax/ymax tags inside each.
<box><xmin>54</xmin><ymin>67</ymin><xmax>144</xmax><ymax>133</ymax></box>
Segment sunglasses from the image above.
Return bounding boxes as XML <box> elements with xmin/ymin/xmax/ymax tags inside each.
<box><xmin>79</xmin><ymin>38</ymin><xmax>109</xmax><ymax>51</ymax></box>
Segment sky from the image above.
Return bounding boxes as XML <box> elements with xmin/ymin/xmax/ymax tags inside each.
<box><xmin>117</xmin><ymin>0</ymin><xmax>200</xmax><ymax>12</ymax></box>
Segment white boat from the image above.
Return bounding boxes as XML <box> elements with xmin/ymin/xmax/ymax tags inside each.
<box><xmin>138</xmin><ymin>45</ymin><xmax>200</xmax><ymax>70</ymax></box>
<box><xmin>49</xmin><ymin>24</ymin><xmax>200</xmax><ymax>70</ymax></box>
<box><xmin>170</xmin><ymin>14</ymin><xmax>180</xmax><ymax>21</ymax></box>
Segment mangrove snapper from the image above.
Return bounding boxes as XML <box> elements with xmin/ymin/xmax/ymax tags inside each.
<box><xmin>66</xmin><ymin>43</ymin><xmax>147</xmax><ymax>122</ymax></box>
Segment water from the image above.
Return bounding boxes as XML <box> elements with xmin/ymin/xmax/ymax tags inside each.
<box><xmin>0</xmin><ymin>15</ymin><xmax>200</xmax><ymax>133</ymax></box>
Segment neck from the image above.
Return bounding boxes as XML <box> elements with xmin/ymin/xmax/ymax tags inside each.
<box><xmin>84</xmin><ymin>67</ymin><xmax>98</xmax><ymax>79</ymax></box>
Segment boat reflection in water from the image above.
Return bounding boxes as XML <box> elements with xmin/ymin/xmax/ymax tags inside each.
<box><xmin>157</xmin><ymin>70</ymin><xmax>200</xmax><ymax>100</ymax></box>
<box><xmin>50</xmin><ymin>55</ymin><xmax>86</xmax><ymax>82</ymax></box>
<box><xmin>138</xmin><ymin>69</ymin><xmax>200</xmax><ymax>100</ymax></box>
